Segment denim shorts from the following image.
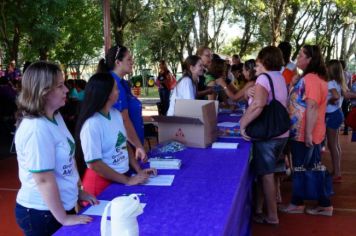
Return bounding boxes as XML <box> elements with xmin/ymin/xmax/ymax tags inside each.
<box><xmin>15</xmin><ymin>203</ymin><xmax>75</xmax><ymax>236</ymax></box>
<box><xmin>252</xmin><ymin>138</ymin><xmax>288</xmax><ymax>175</ymax></box>
<box><xmin>326</xmin><ymin>109</ymin><xmax>344</xmax><ymax>129</ymax></box>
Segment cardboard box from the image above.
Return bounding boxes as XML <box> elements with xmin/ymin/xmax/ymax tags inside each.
<box><xmin>152</xmin><ymin>99</ymin><xmax>217</xmax><ymax>148</ymax></box>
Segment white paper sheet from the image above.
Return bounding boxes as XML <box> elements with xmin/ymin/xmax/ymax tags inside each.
<box><xmin>211</xmin><ymin>142</ymin><xmax>239</xmax><ymax>149</ymax></box>
<box><xmin>143</xmin><ymin>175</ymin><xmax>175</xmax><ymax>186</ymax></box>
<box><xmin>82</xmin><ymin>200</ymin><xmax>146</xmax><ymax>217</ymax></box>
<box><xmin>217</xmin><ymin>122</ymin><xmax>240</xmax><ymax>128</ymax></box>
<box><xmin>230</xmin><ymin>113</ymin><xmax>242</xmax><ymax>117</ymax></box>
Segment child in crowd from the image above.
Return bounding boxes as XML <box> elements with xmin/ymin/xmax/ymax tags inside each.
<box><xmin>15</xmin><ymin>61</ymin><xmax>97</xmax><ymax>236</ymax></box>
<box><xmin>75</xmin><ymin>73</ymin><xmax>157</xmax><ymax>196</ymax></box>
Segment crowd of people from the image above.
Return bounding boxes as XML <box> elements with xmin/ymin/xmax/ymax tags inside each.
<box><xmin>1</xmin><ymin>41</ymin><xmax>356</xmax><ymax>235</ymax></box>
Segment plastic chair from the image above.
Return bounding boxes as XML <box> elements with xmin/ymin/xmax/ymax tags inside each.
<box><xmin>144</xmin><ymin>123</ymin><xmax>158</xmax><ymax>150</ymax></box>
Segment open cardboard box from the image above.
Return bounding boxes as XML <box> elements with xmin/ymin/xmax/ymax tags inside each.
<box><xmin>152</xmin><ymin>99</ymin><xmax>218</xmax><ymax>148</ymax></box>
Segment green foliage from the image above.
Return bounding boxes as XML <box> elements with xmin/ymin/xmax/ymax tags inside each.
<box><xmin>1</xmin><ymin>0</ymin><xmax>355</xmax><ymax>70</ymax></box>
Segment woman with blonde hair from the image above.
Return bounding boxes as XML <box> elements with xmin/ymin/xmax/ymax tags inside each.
<box><xmin>325</xmin><ymin>60</ymin><xmax>347</xmax><ymax>182</ymax></box>
<box><xmin>14</xmin><ymin>61</ymin><xmax>97</xmax><ymax>236</ymax></box>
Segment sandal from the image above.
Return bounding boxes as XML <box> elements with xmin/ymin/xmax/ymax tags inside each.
<box><xmin>278</xmin><ymin>204</ymin><xmax>305</xmax><ymax>214</ymax></box>
<box><xmin>306</xmin><ymin>206</ymin><xmax>333</xmax><ymax>216</ymax></box>
<box><xmin>253</xmin><ymin>214</ymin><xmax>279</xmax><ymax>225</ymax></box>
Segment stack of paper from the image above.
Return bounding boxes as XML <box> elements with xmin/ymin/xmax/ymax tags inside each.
<box><xmin>217</xmin><ymin>122</ymin><xmax>240</xmax><ymax>127</ymax></box>
<box><xmin>143</xmin><ymin>175</ymin><xmax>175</xmax><ymax>186</ymax></box>
<box><xmin>82</xmin><ymin>200</ymin><xmax>146</xmax><ymax>217</ymax></box>
<box><xmin>149</xmin><ymin>158</ymin><xmax>182</xmax><ymax>169</ymax></box>
<box><xmin>212</xmin><ymin>142</ymin><xmax>239</xmax><ymax>149</ymax></box>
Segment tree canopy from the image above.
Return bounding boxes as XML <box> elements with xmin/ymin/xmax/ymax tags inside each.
<box><xmin>1</xmin><ymin>0</ymin><xmax>355</xmax><ymax>76</ymax></box>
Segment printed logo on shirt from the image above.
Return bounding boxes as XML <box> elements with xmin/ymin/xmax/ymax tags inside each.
<box><xmin>112</xmin><ymin>149</ymin><xmax>127</xmax><ymax>165</ymax></box>
<box><xmin>67</xmin><ymin>137</ymin><xmax>75</xmax><ymax>156</ymax></box>
<box><xmin>115</xmin><ymin>132</ymin><xmax>126</xmax><ymax>148</ymax></box>
<box><xmin>62</xmin><ymin>157</ymin><xmax>74</xmax><ymax>176</ymax></box>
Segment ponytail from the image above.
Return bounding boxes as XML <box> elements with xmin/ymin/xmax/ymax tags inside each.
<box><xmin>97</xmin><ymin>58</ymin><xmax>109</xmax><ymax>73</ymax></box>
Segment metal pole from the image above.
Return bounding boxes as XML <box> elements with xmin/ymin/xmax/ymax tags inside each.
<box><xmin>103</xmin><ymin>0</ymin><xmax>111</xmax><ymax>55</ymax></box>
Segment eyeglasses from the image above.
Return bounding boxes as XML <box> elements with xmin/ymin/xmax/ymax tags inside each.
<box><xmin>115</xmin><ymin>46</ymin><xmax>121</xmax><ymax>60</ymax></box>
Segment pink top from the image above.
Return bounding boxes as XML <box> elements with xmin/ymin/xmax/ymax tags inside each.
<box><xmin>250</xmin><ymin>71</ymin><xmax>290</xmax><ymax>138</ymax></box>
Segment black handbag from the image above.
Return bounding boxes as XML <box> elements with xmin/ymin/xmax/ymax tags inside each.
<box><xmin>246</xmin><ymin>73</ymin><xmax>290</xmax><ymax>140</ymax></box>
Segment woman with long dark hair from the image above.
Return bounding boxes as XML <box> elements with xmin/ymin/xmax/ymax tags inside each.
<box><xmin>97</xmin><ymin>45</ymin><xmax>147</xmax><ymax>162</ymax></box>
<box><xmin>166</xmin><ymin>55</ymin><xmax>204</xmax><ymax>116</ymax></box>
<box><xmin>281</xmin><ymin>45</ymin><xmax>332</xmax><ymax>216</ymax></box>
<box><xmin>156</xmin><ymin>60</ymin><xmax>175</xmax><ymax>115</ymax></box>
<box><xmin>216</xmin><ymin>59</ymin><xmax>257</xmax><ymax>102</ymax></box>
<box><xmin>75</xmin><ymin>73</ymin><xmax>156</xmax><ymax>196</ymax></box>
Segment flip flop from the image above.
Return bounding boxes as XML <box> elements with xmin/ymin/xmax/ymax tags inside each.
<box><xmin>278</xmin><ymin>204</ymin><xmax>305</xmax><ymax>214</ymax></box>
<box><xmin>253</xmin><ymin>214</ymin><xmax>279</xmax><ymax>226</ymax></box>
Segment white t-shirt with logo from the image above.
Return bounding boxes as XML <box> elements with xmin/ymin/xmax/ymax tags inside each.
<box><xmin>80</xmin><ymin>108</ymin><xmax>129</xmax><ymax>174</ymax></box>
<box><xmin>15</xmin><ymin>113</ymin><xmax>79</xmax><ymax>211</ymax></box>
<box><xmin>327</xmin><ymin>80</ymin><xmax>343</xmax><ymax>113</ymax></box>
<box><xmin>167</xmin><ymin>76</ymin><xmax>196</xmax><ymax>116</ymax></box>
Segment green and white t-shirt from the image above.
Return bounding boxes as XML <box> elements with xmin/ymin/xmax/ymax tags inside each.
<box><xmin>15</xmin><ymin>113</ymin><xmax>79</xmax><ymax>211</ymax></box>
<box><xmin>80</xmin><ymin>108</ymin><xmax>129</xmax><ymax>174</ymax></box>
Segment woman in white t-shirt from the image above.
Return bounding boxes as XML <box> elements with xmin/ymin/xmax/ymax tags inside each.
<box><xmin>75</xmin><ymin>73</ymin><xmax>157</xmax><ymax>196</ymax></box>
<box><xmin>167</xmin><ymin>55</ymin><xmax>204</xmax><ymax>116</ymax></box>
<box><xmin>15</xmin><ymin>61</ymin><xmax>97</xmax><ymax>236</ymax></box>
<box><xmin>325</xmin><ymin>60</ymin><xmax>347</xmax><ymax>182</ymax></box>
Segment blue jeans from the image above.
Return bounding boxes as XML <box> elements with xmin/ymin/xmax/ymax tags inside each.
<box><xmin>15</xmin><ymin>203</ymin><xmax>75</xmax><ymax>236</ymax></box>
<box><xmin>159</xmin><ymin>87</ymin><xmax>170</xmax><ymax>115</ymax></box>
<box><xmin>290</xmin><ymin>141</ymin><xmax>331</xmax><ymax>207</ymax></box>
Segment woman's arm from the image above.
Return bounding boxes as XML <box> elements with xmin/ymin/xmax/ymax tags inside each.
<box><xmin>88</xmin><ymin>160</ymin><xmax>148</xmax><ymax>185</ymax></box>
<box><xmin>239</xmin><ymin>84</ymin><xmax>268</xmax><ymax>138</ymax></box>
<box><xmin>343</xmin><ymin>90</ymin><xmax>356</xmax><ymax>99</ymax></box>
<box><xmin>216</xmin><ymin>79</ymin><xmax>254</xmax><ymax>101</ymax></box>
<box><xmin>328</xmin><ymin>88</ymin><xmax>340</xmax><ymax>104</ymax></box>
<box><xmin>32</xmin><ymin>172</ymin><xmax>92</xmax><ymax>225</ymax></box>
<box><xmin>206</xmin><ymin>80</ymin><xmax>217</xmax><ymax>100</ymax></box>
<box><xmin>196</xmin><ymin>87</ymin><xmax>214</xmax><ymax>98</ymax></box>
<box><xmin>121</xmin><ymin>109</ymin><xmax>147</xmax><ymax>162</ymax></box>
<box><xmin>305</xmin><ymin>98</ymin><xmax>318</xmax><ymax>147</ymax></box>
<box><xmin>128</xmin><ymin>152</ymin><xmax>157</xmax><ymax>176</ymax></box>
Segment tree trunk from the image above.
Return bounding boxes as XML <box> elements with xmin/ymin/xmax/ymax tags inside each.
<box><xmin>240</xmin><ymin>17</ymin><xmax>252</xmax><ymax>56</ymax></box>
<box><xmin>270</xmin><ymin>0</ymin><xmax>287</xmax><ymax>46</ymax></box>
<box><xmin>111</xmin><ymin>0</ymin><xmax>126</xmax><ymax>45</ymax></box>
<box><xmin>198</xmin><ymin>5</ymin><xmax>209</xmax><ymax>47</ymax></box>
<box><xmin>10</xmin><ymin>24</ymin><xmax>20</xmax><ymax>63</ymax></box>
<box><xmin>284</xmin><ymin>1</ymin><xmax>299</xmax><ymax>42</ymax></box>
<box><xmin>39</xmin><ymin>47</ymin><xmax>48</xmax><ymax>61</ymax></box>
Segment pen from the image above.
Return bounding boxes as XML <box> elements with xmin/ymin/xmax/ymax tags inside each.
<box><xmin>122</xmin><ymin>193</ymin><xmax>145</xmax><ymax>196</ymax></box>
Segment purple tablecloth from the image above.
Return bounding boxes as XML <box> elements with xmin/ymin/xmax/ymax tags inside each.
<box><xmin>54</xmin><ymin>113</ymin><xmax>252</xmax><ymax>236</ymax></box>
